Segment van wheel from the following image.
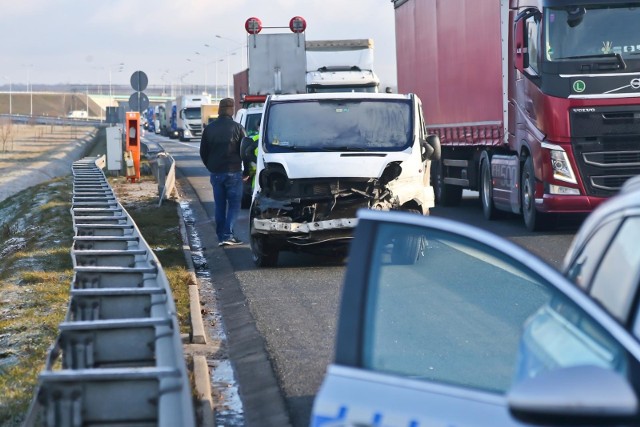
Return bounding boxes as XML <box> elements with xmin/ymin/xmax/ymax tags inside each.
<box><xmin>250</xmin><ymin>233</ymin><xmax>279</xmax><ymax>267</ymax></box>
<box><xmin>480</xmin><ymin>158</ymin><xmax>501</xmax><ymax>220</ymax></box>
<box><xmin>432</xmin><ymin>159</ymin><xmax>463</xmax><ymax>206</ymax></box>
<box><xmin>390</xmin><ymin>209</ymin><xmax>423</xmax><ymax>264</ymax></box>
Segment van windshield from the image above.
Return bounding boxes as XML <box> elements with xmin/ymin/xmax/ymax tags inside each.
<box><xmin>264</xmin><ymin>99</ymin><xmax>412</xmax><ymax>152</ymax></box>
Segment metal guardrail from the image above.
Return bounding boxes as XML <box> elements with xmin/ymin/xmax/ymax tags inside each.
<box><xmin>24</xmin><ymin>156</ymin><xmax>195</xmax><ymax>427</ymax></box>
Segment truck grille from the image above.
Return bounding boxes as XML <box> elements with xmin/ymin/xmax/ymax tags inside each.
<box><xmin>570</xmin><ymin>106</ymin><xmax>640</xmax><ymax>197</ymax></box>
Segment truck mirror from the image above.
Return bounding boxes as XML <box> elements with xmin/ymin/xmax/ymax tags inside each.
<box><xmin>514</xmin><ymin>18</ymin><xmax>528</xmax><ymax>71</ymax></box>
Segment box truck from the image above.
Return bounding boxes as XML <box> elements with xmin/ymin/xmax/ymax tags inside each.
<box><xmin>175</xmin><ymin>94</ymin><xmax>212</xmax><ymax>141</ymax></box>
<box><xmin>393</xmin><ymin>0</ymin><xmax>640</xmax><ymax>230</ymax></box>
<box><xmin>305</xmin><ymin>39</ymin><xmax>380</xmax><ymax>93</ymax></box>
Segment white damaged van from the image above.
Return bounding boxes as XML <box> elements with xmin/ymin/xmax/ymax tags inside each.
<box><xmin>249</xmin><ymin>92</ymin><xmax>440</xmax><ymax>267</ymax></box>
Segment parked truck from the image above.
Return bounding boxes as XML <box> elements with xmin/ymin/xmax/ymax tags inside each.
<box><xmin>154</xmin><ymin>104</ymin><xmax>165</xmax><ymax>134</ymax></box>
<box><xmin>200</xmin><ymin>103</ymin><xmax>219</xmax><ymax>127</ymax></box>
<box><xmin>305</xmin><ymin>39</ymin><xmax>380</xmax><ymax>93</ymax></box>
<box><xmin>393</xmin><ymin>0</ymin><xmax>640</xmax><ymax>231</ymax></box>
<box><xmin>233</xmin><ymin>16</ymin><xmax>309</xmax><ymax>111</ymax></box>
<box><xmin>161</xmin><ymin>99</ymin><xmax>178</xmax><ymax>138</ymax></box>
<box><xmin>175</xmin><ymin>94</ymin><xmax>211</xmax><ymax>141</ymax></box>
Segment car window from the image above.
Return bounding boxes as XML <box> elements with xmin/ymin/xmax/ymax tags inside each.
<box><xmin>589</xmin><ymin>217</ymin><xmax>640</xmax><ymax>323</ymax></box>
<box><xmin>566</xmin><ymin>218</ymin><xmax>621</xmax><ymax>290</ymax></box>
<box><xmin>361</xmin><ymin>222</ymin><xmax>628</xmax><ymax>394</ymax></box>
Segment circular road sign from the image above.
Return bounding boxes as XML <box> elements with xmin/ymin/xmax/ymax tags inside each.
<box><xmin>245</xmin><ymin>17</ymin><xmax>262</xmax><ymax>34</ymax></box>
<box><xmin>289</xmin><ymin>16</ymin><xmax>306</xmax><ymax>33</ymax></box>
<box><xmin>130</xmin><ymin>70</ymin><xmax>149</xmax><ymax>92</ymax></box>
<box><xmin>128</xmin><ymin>92</ymin><xmax>149</xmax><ymax>112</ymax></box>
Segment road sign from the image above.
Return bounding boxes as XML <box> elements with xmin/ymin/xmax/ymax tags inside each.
<box><xmin>130</xmin><ymin>71</ymin><xmax>148</xmax><ymax>92</ymax></box>
<box><xmin>128</xmin><ymin>92</ymin><xmax>149</xmax><ymax>112</ymax></box>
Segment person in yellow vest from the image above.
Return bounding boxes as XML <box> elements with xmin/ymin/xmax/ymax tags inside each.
<box><xmin>241</xmin><ymin>120</ymin><xmax>260</xmax><ymax>191</ymax></box>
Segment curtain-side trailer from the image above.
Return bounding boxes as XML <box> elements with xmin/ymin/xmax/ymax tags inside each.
<box><xmin>393</xmin><ymin>0</ymin><xmax>640</xmax><ymax>230</ymax></box>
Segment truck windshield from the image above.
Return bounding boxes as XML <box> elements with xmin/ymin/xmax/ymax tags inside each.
<box><xmin>307</xmin><ymin>86</ymin><xmax>378</xmax><ymax>93</ymax></box>
<box><xmin>545</xmin><ymin>5</ymin><xmax>640</xmax><ymax>61</ymax></box>
<box><xmin>183</xmin><ymin>107</ymin><xmax>201</xmax><ymax>120</ymax></box>
<box><xmin>264</xmin><ymin>99</ymin><xmax>412</xmax><ymax>152</ymax></box>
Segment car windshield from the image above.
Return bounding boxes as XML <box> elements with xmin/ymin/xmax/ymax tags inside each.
<box><xmin>183</xmin><ymin>107</ymin><xmax>201</xmax><ymax>120</ymax></box>
<box><xmin>545</xmin><ymin>5</ymin><xmax>640</xmax><ymax>61</ymax></box>
<box><xmin>264</xmin><ymin>99</ymin><xmax>412</xmax><ymax>152</ymax></box>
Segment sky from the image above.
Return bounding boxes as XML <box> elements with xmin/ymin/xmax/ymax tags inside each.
<box><xmin>0</xmin><ymin>1</ymin><xmax>398</xmax><ymax>91</ymax></box>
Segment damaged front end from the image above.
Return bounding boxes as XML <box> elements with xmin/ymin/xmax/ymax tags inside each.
<box><xmin>250</xmin><ymin>162</ymin><xmax>403</xmax><ymax>251</ymax></box>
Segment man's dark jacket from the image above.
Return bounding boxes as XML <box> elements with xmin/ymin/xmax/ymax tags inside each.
<box><xmin>200</xmin><ymin>115</ymin><xmax>247</xmax><ymax>174</ymax></box>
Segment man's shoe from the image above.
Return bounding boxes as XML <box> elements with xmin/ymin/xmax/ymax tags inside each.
<box><xmin>221</xmin><ymin>236</ymin><xmax>242</xmax><ymax>246</ymax></box>
<box><xmin>218</xmin><ymin>242</ymin><xmax>225</xmax><ymax>247</ymax></box>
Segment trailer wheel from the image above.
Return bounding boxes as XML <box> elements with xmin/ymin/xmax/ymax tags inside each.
<box><xmin>521</xmin><ymin>156</ymin><xmax>551</xmax><ymax>231</ymax></box>
<box><xmin>480</xmin><ymin>158</ymin><xmax>500</xmax><ymax>220</ymax></box>
<box><xmin>432</xmin><ymin>160</ymin><xmax>463</xmax><ymax>206</ymax></box>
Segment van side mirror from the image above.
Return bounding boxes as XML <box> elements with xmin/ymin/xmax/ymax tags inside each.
<box><xmin>422</xmin><ymin>134</ymin><xmax>441</xmax><ymax>161</ymax></box>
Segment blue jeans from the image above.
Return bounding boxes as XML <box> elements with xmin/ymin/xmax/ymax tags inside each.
<box><xmin>210</xmin><ymin>171</ymin><xmax>243</xmax><ymax>242</ymax></box>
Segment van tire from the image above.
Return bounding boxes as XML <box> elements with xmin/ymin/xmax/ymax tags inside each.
<box><xmin>250</xmin><ymin>233</ymin><xmax>279</xmax><ymax>267</ymax></box>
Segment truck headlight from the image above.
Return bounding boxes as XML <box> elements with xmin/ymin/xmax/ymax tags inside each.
<box><xmin>550</xmin><ymin>149</ymin><xmax>577</xmax><ymax>184</ymax></box>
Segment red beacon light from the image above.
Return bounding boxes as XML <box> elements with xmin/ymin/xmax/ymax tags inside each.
<box><xmin>245</xmin><ymin>17</ymin><xmax>262</xmax><ymax>34</ymax></box>
<box><xmin>289</xmin><ymin>16</ymin><xmax>306</xmax><ymax>33</ymax></box>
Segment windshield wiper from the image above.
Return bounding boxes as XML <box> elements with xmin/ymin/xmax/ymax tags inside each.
<box><xmin>320</xmin><ymin>146</ymin><xmax>367</xmax><ymax>152</ymax></box>
<box><xmin>555</xmin><ymin>53</ymin><xmax>627</xmax><ymax>70</ymax></box>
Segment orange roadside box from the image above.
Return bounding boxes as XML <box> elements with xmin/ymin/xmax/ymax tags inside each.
<box><xmin>125</xmin><ymin>111</ymin><xmax>141</xmax><ymax>182</ymax></box>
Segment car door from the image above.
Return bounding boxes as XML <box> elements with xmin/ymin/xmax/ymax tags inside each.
<box><xmin>311</xmin><ymin>209</ymin><xmax>640</xmax><ymax>427</ymax></box>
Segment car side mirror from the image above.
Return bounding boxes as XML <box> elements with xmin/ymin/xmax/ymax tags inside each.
<box><xmin>508</xmin><ymin>366</ymin><xmax>639</xmax><ymax>425</ymax></box>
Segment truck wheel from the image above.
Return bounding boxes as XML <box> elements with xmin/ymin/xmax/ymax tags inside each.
<box><xmin>432</xmin><ymin>160</ymin><xmax>463</xmax><ymax>206</ymax></box>
<box><xmin>480</xmin><ymin>158</ymin><xmax>500</xmax><ymax>220</ymax></box>
<box><xmin>521</xmin><ymin>156</ymin><xmax>547</xmax><ymax>231</ymax></box>
<box><xmin>250</xmin><ymin>232</ymin><xmax>279</xmax><ymax>267</ymax></box>
<box><xmin>390</xmin><ymin>209</ymin><xmax>424</xmax><ymax>264</ymax></box>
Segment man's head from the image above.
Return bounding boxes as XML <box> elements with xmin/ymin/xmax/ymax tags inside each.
<box><xmin>219</xmin><ymin>98</ymin><xmax>235</xmax><ymax>117</ymax></box>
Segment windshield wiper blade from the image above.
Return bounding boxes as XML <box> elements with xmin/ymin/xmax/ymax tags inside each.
<box><xmin>320</xmin><ymin>146</ymin><xmax>367</xmax><ymax>152</ymax></box>
<box><xmin>556</xmin><ymin>53</ymin><xmax>627</xmax><ymax>69</ymax></box>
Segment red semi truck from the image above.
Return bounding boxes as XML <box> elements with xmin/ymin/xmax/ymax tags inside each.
<box><xmin>393</xmin><ymin>0</ymin><xmax>640</xmax><ymax>230</ymax></box>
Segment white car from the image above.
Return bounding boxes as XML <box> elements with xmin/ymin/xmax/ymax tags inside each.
<box><xmin>311</xmin><ymin>208</ymin><xmax>640</xmax><ymax>426</ymax></box>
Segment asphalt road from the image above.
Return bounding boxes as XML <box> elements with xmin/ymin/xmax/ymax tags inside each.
<box><xmin>144</xmin><ymin>132</ymin><xmax>581</xmax><ymax>427</ymax></box>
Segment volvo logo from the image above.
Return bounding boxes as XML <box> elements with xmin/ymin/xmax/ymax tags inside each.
<box><xmin>631</xmin><ymin>78</ymin><xmax>640</xmax><ymax>89</ymax></box>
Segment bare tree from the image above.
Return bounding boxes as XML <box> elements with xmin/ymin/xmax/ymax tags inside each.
<box><xmin>0</xmin><ymin>118</ymin><xmax>12</xmax><ymax>152</ymax></box>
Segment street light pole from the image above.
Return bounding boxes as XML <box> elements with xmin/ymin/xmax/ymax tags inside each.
<box><xmin>2</xmin><ymin>76</ymin><xmax>11</xmax><ymax>115</ymax></box>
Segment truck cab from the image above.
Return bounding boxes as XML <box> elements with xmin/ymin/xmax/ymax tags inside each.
<box><xmin>176</xmin><ymin>95</ymin><xmax>211</xmax><ymax>141</ymax></box>
<box><xmin>249</xmin><ymin>92</ymin><xmax>440</xmax><ymax>267</ymax></box>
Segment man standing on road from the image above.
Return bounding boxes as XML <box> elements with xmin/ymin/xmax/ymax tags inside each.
<box><xmin>200</xmin><ymin>98</ymin><xmax>247</xmax><ymax>246</ymax></box>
